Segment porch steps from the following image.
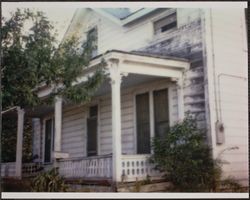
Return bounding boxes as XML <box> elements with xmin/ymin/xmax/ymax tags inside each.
<box><xmin>65</xmin><ymin>178</ymin><xmax>113</xmax><ymax>192</ymax></box>
<box><xmin>117</xmin><ymin>180</ymin><xmax>172</xmax><ymax>192</ymax></box>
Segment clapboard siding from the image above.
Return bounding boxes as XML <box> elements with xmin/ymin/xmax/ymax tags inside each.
<box><xmin>61</xmin><ymin>106</ymin><xmax>86</xmax><ymax>158</ymax></box>
<box><xmin>32</xmin><ymin>118</ymin><xmax>42</xmax><ymax>162</ymax></box>
<box><xmin>204</xmin><ymin>9</ymin><xmax>248</xmax><ymax>185</ymax></box>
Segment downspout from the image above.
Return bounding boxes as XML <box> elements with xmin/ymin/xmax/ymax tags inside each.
<box><xmin>209</xmin><ymin>9</ymin><xmax>225</xmax><ymax>145</ymax></box>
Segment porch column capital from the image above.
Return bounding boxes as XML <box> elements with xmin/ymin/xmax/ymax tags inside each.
<box><xmin>105</xmin><ymin>60</ymin><xmax>128</xmax><ymax>85</ymax></box>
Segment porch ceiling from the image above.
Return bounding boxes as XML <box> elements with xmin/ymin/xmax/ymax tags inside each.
<box><xmin>95</xmin><ymin>73</ymin><xmax>168</xmax><ymax>96</ymax></box>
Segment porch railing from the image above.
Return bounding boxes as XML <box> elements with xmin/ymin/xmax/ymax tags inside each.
<box><xmin>22</xmin><ymin>162</ymin><xmax>43</xmax><ymax>177</ymax></box>
<box><xmin>58</xmin><ymin>154</ymin><xmax>112</xmax><ymax>179</ymax></box>
<box><xmin>1</xmin><ymin>162</ymin><xmax>44</xmax><ymax>178</ymax></box>
<box><xmin>121</xmin><ymin>154</ymin><xmax>163</xmax><ymax>182</ymax></box>
<box><xmin>1</xmin><ymin>162</ymin><xmax>16</xmax><ymax>177</ymax></box>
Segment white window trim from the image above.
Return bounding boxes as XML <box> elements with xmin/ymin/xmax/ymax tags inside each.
<box><xmin>42</xmin><ymin>114</ymin><xmax>54</xmax><ymax>164</ymax></box>
<box><xmin>133</xmin><ymin>81</ymin><xmax>173</xmax><ymax>155</ymax></box>
<box><xmin>84</xmin><ymin>25</ymin><xmax>98</xmax><ymax>58</ymax></box>
<box><xmin>151</xmin><ymin>8</ymin><xmax>178</xmax><ymax>37</ymax></box>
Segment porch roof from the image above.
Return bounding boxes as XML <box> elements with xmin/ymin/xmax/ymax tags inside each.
<box><xmin>28</xmin><ymin>49</ymin><xmax>189</xmax><ymax>117</ymax></box>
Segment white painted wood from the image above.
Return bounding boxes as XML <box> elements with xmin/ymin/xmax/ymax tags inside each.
<box><xmin>203</xmin><ymin>8</ymin><xmax>248</xmax><ymax>185</ymax></box>
<box><xmin>149</xmin><ymin>91</ymin><xmax>154</xmax><ymax>154</ymax></box>
<box><xmin>121</xmin><ymin>154</ymin><xmax>163</xmax><ymax>182</ymax></box>
<box><xmin>58</xmin><ymin>155</ymin><xmax>112</xmax><ymax>178</ymax></box>
<box><xmin>15</xmin><ymin>107</ymin><xmax>25</xmax><ymax>179</ymax></box>
<box><xmin>177</xmin><ymin>77</ymin><xmax>185</xmax><ymax>121</ymax></box>
<box><xmin>109</xmin><ymin>61</ymin><xmax>122</xmax><ymax>182</ymax></box>
<box><xmin>61</xmin><ymin>105</ymin><xmax>86</xmax><ymax>158</ymax></box>
<box><xmin>54</xmin><ymin>96</ymin><xmax>62</xmax><ymax>154</ymax></box>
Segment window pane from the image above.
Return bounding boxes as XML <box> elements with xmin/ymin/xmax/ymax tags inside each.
<box><xmin>87</xmin><ymin>105</ymin><xmax>98</xmax><ymax>157</ymax></box>
<box><xmin>136</xmin><ymin>93</ymin><xmax>150</xmax><ymax>154</ymax></box>
<box><xmin>154</xmin><ymin>89</ymin><xmax>169</xmax><ymax>138</ymax></box>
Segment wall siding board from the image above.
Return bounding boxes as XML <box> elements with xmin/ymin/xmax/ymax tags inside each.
<box><xmin>204</xmin><ymin>9</ymin><xmax>248</xmax><ymax>185</ymax></box>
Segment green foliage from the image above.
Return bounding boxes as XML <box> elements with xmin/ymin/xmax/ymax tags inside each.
<box><xmin>150</xmin><ymin>115</ymin><xmax>241</xmax><ymax>192</ymax></box>
<box><xmin>1</xmin><ymin>9</ymin><xmax>104</xmax><ymax>163</ymax></box>
<box><xmin>1</xmin><ymin>8</ymin><xmax>105</xmax><ymax>110</ymax></box>
<box><xmin>32</xmin><ymin>168</ymin><xmax>68</xmax><ymax>192</ymax></box>
<box><xmin>1</xmin><ymin>117</ymin><xmax>17</xmax><ymax>162</ymax></box>
<box><xmin>1</xmin><ymin>116</ymin><xmax>33</xmax><ymax>162</ymax></box>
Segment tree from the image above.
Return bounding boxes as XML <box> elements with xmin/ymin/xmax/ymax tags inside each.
<box><xmin>1</xmin><ymin>9</ymin><xmax>105</xmax><ymax>162</ymax></box>
<box><xmin>1</xmin><ymin>8</ymin><xmax>104</xmax><ymax>110</ymax></box>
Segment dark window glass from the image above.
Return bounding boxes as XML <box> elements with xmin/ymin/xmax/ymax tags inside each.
<box><xmin>136</xmin><ymin>93</ymin><xmax>151</xmax><ymax>154</ymax></box>
<box><xmin>87</xmin><ymin>105</ymin><xmax>98</xmax><ymax>156</ymax></box>
<box><xmin>153</xmin><ymin>89</ymin><xmax>169</xmax><ymax>138</ymax></box>
<box><xmin>154</xmin><ymin>12</ymin><xmax>177</xmax><ymax>34</ymax></box>
<box><xmin>44</xmin><ymin>119</ymin><xmax>53</xmax><ymax>163</ymax></box>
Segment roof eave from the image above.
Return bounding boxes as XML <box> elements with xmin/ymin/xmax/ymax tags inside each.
<box><xmin>121</xmin><ymin>8</ymin><xmax>159</xmax><ymax>26</ymax></box>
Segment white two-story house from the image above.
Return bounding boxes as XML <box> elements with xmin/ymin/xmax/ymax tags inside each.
<box><xmin>1</xmin><ymin>7</ymin><xmax>248</xmax><ymax>188</ymax></box>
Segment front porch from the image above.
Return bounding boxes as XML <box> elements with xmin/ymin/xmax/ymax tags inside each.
<box><xmin>1</xmin><ymin>50</ymin><xmax>189</xmax><ymax>183</ymax></box>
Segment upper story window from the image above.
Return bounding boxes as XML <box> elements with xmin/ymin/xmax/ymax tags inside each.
<box><xmin>83</xmin><ymin>27</ymin><xmax>98</xmax><ymax>58</ymax></box>
<box><xmin>154</xmin><ymin>12</ymin><xmax>177</xmax><ymax>35</ymax></box>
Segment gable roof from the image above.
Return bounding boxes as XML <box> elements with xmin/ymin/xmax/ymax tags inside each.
<box><xmin>62</xmin><ymin>8</ymin><xmax>165</xmax><ymax>43</ymax></box>
<box><xmin>72</xmin><ymin>8</ymin><xmax>162</xmax><ymax>27</ymax></box>
<box><xmin>98</xmin><ymin>8</ymin><xmax>160</xmax><ymax>25</ymax></box>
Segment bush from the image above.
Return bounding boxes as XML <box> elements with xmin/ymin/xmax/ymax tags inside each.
<box><xmin>150</xmin><ymin>115</ymin><xmax>240</xmax><ymax>192</ymax></box>
<box><xmin>32</xmin><ymin>168</ymin><xmax>68</xmax><ymax>192</ymax></box>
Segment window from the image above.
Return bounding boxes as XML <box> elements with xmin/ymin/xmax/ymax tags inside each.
<box><xmin>86</xmin><ymin>28</ymin><xmax>97</xmax><ymax>58</ymax></box>
<box><xmin>136</xmin><ymin>93</ymin><xmax>151</xmax><ymax>154</ymax></box>
<box><xmin>87</xmin><ymin>105</ymin><xmax>98</xmax><ymax>156</ymax></box>
<box><xmin>154</xmin><ymin>12</ymin><xmax>177</xmax><ymax>35</ymax></box>
<box><xmin>135</xmin><ymin>89</ymin><xmax>170</xmax><ymax>154</ymax></box>
<box><xmin>153</xmin><ymin>89</ymin><xmax>169</xmax><ymax>138</ymax></box>
<box><xmin>44</xmin><ymin>118</ymin><xmax>54</xmax><ymax>163</ymax></box>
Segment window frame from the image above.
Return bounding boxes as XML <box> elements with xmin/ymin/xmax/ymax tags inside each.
<box><xmin>42</xmin><ymin>115</ymin><xmax>55</xmax><ymax>164</ymax></box>
<box><xmin>152</xmin><ymin>8</ymin><xmax>178</xmax><ymax>37</ymax></box>
<box><xmin>133</xmin><ymin>82</ymin><xmax>174</xmax><ymax>155</ymax></box>
<box><xmin>82</xmin><ymin>26</ymin><xmax>98</xmax><ymax>58</ymax></box>
<box><xmin>86</xmin><ymin>100</ymin><xmax>100</xmax><ymax>157</ymax></box>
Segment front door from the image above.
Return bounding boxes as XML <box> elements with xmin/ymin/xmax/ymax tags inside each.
<box><xmin>87</xmin><ymin>105</ymin><xmax>98</xmax><ymax>156</ymax></box>
<box><xmin>44</xmin><ymin>118</ymin><xmax>54</xmax><ymax>163</ymax></box>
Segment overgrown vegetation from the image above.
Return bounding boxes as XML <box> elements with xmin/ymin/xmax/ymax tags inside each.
<box><xmin>1</xmin><ymin>9</ymin><xmax>105</xmax><ymax>162</ymax></box>
<box><xmin>1</xmin><ymin>117</ymin><xmax>32</xmax><ymax>162</ymax></box>
<box><xmin>150</xmin><ymin>115</ymin><xmax>242</xmax><ymax>192</ymax></box>
<box><xmin>32</xmin><ymin>168</ymin><xmax>68</xmax><ymax>192</ymax></box>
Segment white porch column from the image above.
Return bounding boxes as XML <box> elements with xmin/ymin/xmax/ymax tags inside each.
<box><xmin>54</xmin><ymin>96</ymin><xmax>62</xmax><ymax>153</ymax></box>
<box><xmin>109</xmin><ymin>61</ymin><xmax>122</xmax><ymax>183</ymax></box>
<box><xmin>177</xmin><ymin>77</ymin><xmax>185</xmax><ymax>121</ymax></box>
<box><xmin>16</xmin><ymin>107</ymin><xmax>25</xmax><ymax>179</ymax></box>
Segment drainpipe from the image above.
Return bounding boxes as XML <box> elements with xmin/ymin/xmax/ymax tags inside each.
<box><xmin>209</xmin><ymin>8</ymin><xmax>225</xmax><ymax>145</ymax></box>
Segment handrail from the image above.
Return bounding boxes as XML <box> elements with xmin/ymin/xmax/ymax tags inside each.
<box><xmin>57</xmin><ymin>154</ymin><xmax>112</xmax><ymax>162</ymax></box>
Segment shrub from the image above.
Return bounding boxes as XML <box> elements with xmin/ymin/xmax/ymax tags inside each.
<box><xmin>32</xmin><ymin>167</ymin><xmax>68</xmax><ymax>192</ymax></box>
<box><xmin>150</xmin><ymin>115</ymin><xmax>240</xmax><ymax>192</ymax></box>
